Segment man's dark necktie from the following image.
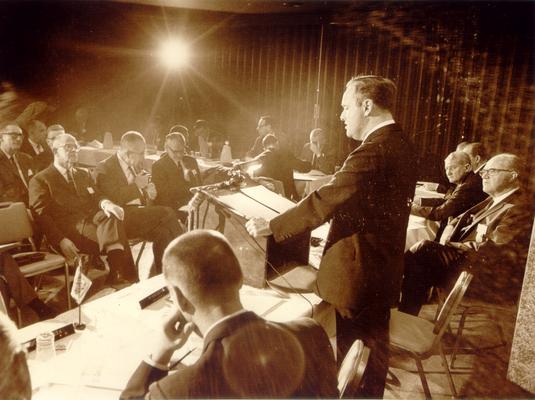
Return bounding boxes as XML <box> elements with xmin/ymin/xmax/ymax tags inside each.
<box><xmin>10</xmin><ymin>155</ymin><xmax>28</xmax><ymax>190</ymax></box>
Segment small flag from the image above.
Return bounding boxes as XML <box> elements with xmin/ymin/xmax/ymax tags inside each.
<box><xmin>70</xmin><ymin>256</ymin><xmax>92</xmax><ymax>305</ymax></box>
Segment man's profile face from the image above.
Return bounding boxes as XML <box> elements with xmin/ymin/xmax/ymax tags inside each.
<box><xmin>29</xmin><ymin>121</ymin><xmax>47</xmax><ymax>143</ymax></box>
<box><xmin>46</xmin><ymin>128</ymin><xmax>65</xmax><ymax>149</ymax></box>
<box><xmin>0</xmin><ymin>125</ymin><xmax>23</xmax><ymax>154</ymax></box>
<box><xmin>310</xmin><ymin>131</ymin><xmax>327</xmax><ymax>155</ymax></box>
<box><xmin>124</xmin><ymin>140</ymin><xmax>146</xmax><ymax>169</ymax></box>
<box><xmin>340</xmin><ymin>86</ymin><xmax>366</xmax><ymax>141</ymax></box>
<box><xmin>256</xmin><ymin>118</ymin><xmax>270</xmax><ymax>137</ymax></box>
<box><xmin>480</xmin><ymin>157</ymin><xmax>516</xmax><ymax>197</ymax></box>
<box><xmin>166</xmin><ymin>138</ymin><xmax>186</xmax><ymax>163</ymax></box>
<box><xmin>444</xmin><ymin>158</ymin><xmax>469</xmax><ymax>184</ymax></box>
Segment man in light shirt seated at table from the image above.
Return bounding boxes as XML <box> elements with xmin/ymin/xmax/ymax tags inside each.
<box><xmin>399</xmin><ymin>153</ymin><xmax>533</xmax><ymax>315</ymax></box>
<box><xmin>411</xmin><ymin>150</ymin><xmax>487</xmax><ymax>238</ymax></box>
<box><xmin>121</xmin><ymin>230</ymin><xmax>338</xmax><ymax>399</ymax></box>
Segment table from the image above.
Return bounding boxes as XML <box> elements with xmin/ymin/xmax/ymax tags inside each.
<box><xmin>20</xmin><ymin>275</ymin><xmax>323</xmax><ymax>398</ymax></box>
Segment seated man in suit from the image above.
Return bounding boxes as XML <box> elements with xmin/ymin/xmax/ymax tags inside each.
<box><xmin>152</xmin><ymin>132</ymin><xmax>201</xmax><ymax>223</ymax></box>
<box><xmin>254</xmin><ymin>134</ymin><xmax>311</xmax><ymax>201</ymax></box>
<box><xmin>399</xmin><ymin>153</ymin><xmax>533</xmax><ymax>315</ymax></box>
<box><xmin>0</xmin><ymin>312</ymin><xmax>31</xmax><ymax>400</ymax></box>
<box><xmin>300</xmin><ymin>128</ymin><xmax>336</xmax><ymax>174</ymax></box>
<box><xmin>121</xmin><ymin>230</ymin><xmax>338</xmax><ymax>399</ymax></box>
<box><xmin>94</xmin><ymin>131</ymin><xmax>182</xmax><ymax>275</ymax></box>
<box><xmin>0</xmin><ymin>123</ymin><xmax>36</xmax><ymax>206</ymax></box>
<box><xmin>20</xmin><ymin>119</ymin><xmax>52</xmax><ymax>172</ymax></box>
<box><xmin>29</xmin><ymin>133</ymin><xmax>136</xmax><ymax>284</ymax></box>
<box><xmin>411</xmin><ymin>151</ymin><xmax>487</xmax><ymax>235</ymax></box>
<box><xmin>1</xmin><ymin>251</ymin><xmax>55</xmax><ymax>320</ymax></box>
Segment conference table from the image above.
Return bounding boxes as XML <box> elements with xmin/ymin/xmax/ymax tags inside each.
<box><xmin>20</xmin><ymin>274</ymin><xmax>324</xmax><ymax>399</ymax></box>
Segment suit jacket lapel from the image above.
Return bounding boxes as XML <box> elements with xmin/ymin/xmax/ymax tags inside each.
<box><xmin>112</xmin><ymin>154</ymin><xmax>130</xmax><ymax>186</ymax></box>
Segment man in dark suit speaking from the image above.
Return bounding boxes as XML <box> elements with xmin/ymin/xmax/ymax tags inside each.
<box><xmin>121</xmin><ymin>230</ymin><xmax>338</xmax><ymax>399</ymax></box>
<box><xmin>247</xmin><ymin>75</ymin><xmax>417</xmax><ymax>397</ymax></box>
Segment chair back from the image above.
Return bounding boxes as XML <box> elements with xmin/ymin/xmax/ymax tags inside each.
<box><xmin>337</xmin><ymin>339</ymin><xmax>370</xmax><ymax>398</ymax></box>
<box><xmin>0</xmin><ymin>203</ymin><xmax>33</xmax><ymax>244</ymax></box>
<box><xmin>434</xmin><ymin>271</ymin><xmax>473</xmax><ymax>337</ymax></box>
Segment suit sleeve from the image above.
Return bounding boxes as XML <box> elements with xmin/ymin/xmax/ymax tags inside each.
<box><xmin>270</xmin><ymin>144</ymin><xmax>379</xmax><ymax>242</ymax></box>
<box><xmin>151</xmin><ymin>161</ymin><xmax>173</xmax><ymax>208</ymax></box>
<box><xmin>94</xmin><ymin>160</ymin><xmax>142</xmax><ymax>206</ymax></box>
<box><xmin>29</xmin><ymin>174</ymin><xmax>65</xmax><ymax>247</ymax></box>
<box><xmin>288</xmin><ymin>152</ymin><xmax>311</xmax><ymax>173</ymax></box>
<box><xmin>120</xmin><ymin>361</ymin><xmax>168</xmax><ymax>400</ymax></box>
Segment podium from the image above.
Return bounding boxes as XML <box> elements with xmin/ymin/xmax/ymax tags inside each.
<box><xmin>191</xmin><ymin>184</ymin><xmax>311</xmax><ymax>288</ymax></box>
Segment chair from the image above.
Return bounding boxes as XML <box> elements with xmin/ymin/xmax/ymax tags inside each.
<box><xmin>337</xmin><ymin>339</ymin><xmax>370</xmax><ymax>398</ymax></box>
<box><xmin>389</xmin><ymin>271</ymin><xmax>473</xmax><ymax>398</ymax></box>
<box><xmin>0</xmin><ymin>202</ymin><xmax>71</xmax><ymax>320</ymax></box>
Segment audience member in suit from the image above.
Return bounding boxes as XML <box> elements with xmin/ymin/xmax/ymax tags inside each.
<box><xmin>253</xmin><ymin>134</ymin><xmax>311</xmax><ymax>201</ymax></box>
<box><xmin>45</xmin><ymin>124</ymin><xmax>65</xmax><ymax>150</ymax></box>
<box><xmin>0</xmin><ymin>312</ymin><xmax>31</xmax><ymax>400</ymax></box>
<box><xmin>411</xmin><ymin>151</ymin><xmax>487</xmax><ymax>236</ymax></box>
<box><xmin>299</xmin><ymin>128</ymin><xmax>337</xmax><ymax>174</ymax></box>
<box><xmin>399</xmin><ymin>153</ymin><xmax>533</xmax><ymax>316</ymax></box>
<box><xmin>152</xmin><ymin>132</ymin><xmax>202</xmax><ymax>222</ymax></box>
<box><xmin>121</xmin><ymin>230</ymin><xmax>338</xmax><ymax>399</ymax></box>
<box><xmin>0</xmin><ymin>251</ymin><xmax>55</xmax><ymax>320</ymax></box>
<box><xmin>247</xmin><ymin>76</ymin><xmax>417</xmax><ymax>398</ymax></box>
<box><xmin>20</xmin><ymin>119</ymin><xmax>52</xmax><ymax>172</ymax></box>
<box><xmin>463</xmin><ymin>141</ymin><xmax>488</xmax><ymax>173</ymax></box>
<box><xmin>158</xmin><ymin>124</ymin><xmax>191</xmax><ymax>152</ymax></box>
<box><xmin>0</xmin><ymin>123</ymin><xmax>36</xmax><ymax>205</ymax></box>
<box><xmin>94</xmin><ymin>131</ymin><xmax>182</xmax><ymax>275</ymax></box>
<box><xmin>246</xmin><ymin>115</ymin><xmax>291</xmax><ymax>159</ymax></box>
<box><xmin>191</xmin><ymin>119</ymin><xmax>224</xmax><ymax>159</ymax></box>
<box><xmin>29</xmin><ymin>133</ymin><xmax>136</xmax><ymax>284</ymax></box>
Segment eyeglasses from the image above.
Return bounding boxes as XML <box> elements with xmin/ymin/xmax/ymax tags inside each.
<box><xmin>2</xmin><ymin>131</ymin><xmax>23</xmax><ymax>137</ymax></box>
<box><xmin>479</xmin><ymin>168</ymin><xmax>517</xmax><ymax>177</ymax></box>
<box><xmin>127</xmin><ymin>149</ymin><xmax>145</xmax><ymax>156</ymax></box>
<box><xmin>56</xmin><ymin>144</ymin><xmax>80</xmax><ymax>152</ymax></box>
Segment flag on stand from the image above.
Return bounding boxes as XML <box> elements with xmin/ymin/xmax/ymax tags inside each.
<box><xmin>70</xmin><ymin>256</ymin><xmax>92</xmax><ymax>305</ymax></box>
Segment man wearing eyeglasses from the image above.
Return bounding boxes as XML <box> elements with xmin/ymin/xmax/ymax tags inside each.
<box><xmin>94</xmin><ymin>131</ymin><xmax>183</xmax><ymax>276</ymax></box>
<box><xmin>29</xmin><ymin>133</ymin><xmax>137</xmax><ymax>284</ymax></box>
<box><xmin>152</xmin><ymin>132</ymin><xmax>201</xmax><ymax>222</ymax></box>
<box><xmin>0</xmin><ymin>123</ymin><xmax>35</xmax><ymax>205</ymax></box>
<box><xmin>399</xmin><ymin>153</ymin><xmax>533</xmax><ymax>315</ymax></box>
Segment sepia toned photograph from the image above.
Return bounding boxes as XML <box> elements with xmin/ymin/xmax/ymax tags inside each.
<box><xmin>0</xmin><ymin>0</ymin><xmax>534</xmax><ymax>398</ymax></box>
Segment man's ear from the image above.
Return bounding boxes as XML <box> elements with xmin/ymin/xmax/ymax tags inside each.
<box><xmin>170</xmin><ymin>285</ymin><xmax>194</xmax><ymax>315</ymax></box>
<box><xmin>362</xmin><ymin>99</ymin><xmax>373</xmax><ymax>116</ymax></box>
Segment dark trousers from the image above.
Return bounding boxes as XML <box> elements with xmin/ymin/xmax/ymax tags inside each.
<box><xmin>123</xmin><ymin>206</ymin><xmax>182</xmax><ymax>275</ymax></box>
<box><xmin>336</xmin><ymin>305</ymin><xmax>390</xmax><ymax>398</ymax></box>
<box><xmin>66</xmin><ymin>211</ymin><xmax>136</xmax><ymax>281</ymax></box>
<box><xmin>0</xmin><ymin>253</ymin><xmax>37</xmax><ymax>307</ymax></box>
<box><xmin>399</xmin><ymin>240</ymin><xmax>464</xmax><ymax>315</ymax></box>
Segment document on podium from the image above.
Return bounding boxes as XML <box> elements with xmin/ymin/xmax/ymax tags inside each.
<box><xmin>216</xmin><ymin>185</ymin><xmax>296</xmax><ymax>220</ymax></box>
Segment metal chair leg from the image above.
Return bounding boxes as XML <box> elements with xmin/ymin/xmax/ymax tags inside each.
<box><xmin>135</xmin><ymin>241</ymin><xmax>147</xmax><ymax>269</ymax></box>
<box><xmin>440</xmin><ymin>344</ymin><xmax>457</xmax><ymax>398</ymax></box>
<box><xmin>414</xmin><ymin>357</ymin><xmax>432</xmax><ymax>399</ymax></box>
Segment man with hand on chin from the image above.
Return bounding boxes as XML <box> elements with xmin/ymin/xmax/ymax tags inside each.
<box><xmin>29</xmin><ymin>133</ymin><xmax>137</xmax><ymax>284</ymax></box>
<box><xmin>246</xmin><ymin>75</ymin><xmax>417</xmax><ymax>398</ymax></box>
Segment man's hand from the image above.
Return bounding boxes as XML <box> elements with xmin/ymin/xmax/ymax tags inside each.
<box><xmin>151</xmin><ymin>309</ymin><xmax>195</xmax><ymax>366</ymax></box>
<box><xmin>145</xmin><ymin>182</ymin><xmax>158</xmax><ymax>201</ymax></box>
<box><xmin>134</xmin><ymin>173</ymin><xmax>150</xmax><ymax>190</ymax></box>
<box><xmin>101</xmin><ymin>200</ymin><xmax>125</xmax><ymax>221</ymax></box>
<box><xmin>59</xmin><ymin>238</ymin><xmax>79</xmax><ymax>265</ymax></box>
<box><xmin>245</xmin><ymin>217</ymin><xmax>272</xmax><ymax>237</ymax></box>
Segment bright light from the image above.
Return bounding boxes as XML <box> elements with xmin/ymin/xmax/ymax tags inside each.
<box><xmin>159</xmin><ymin>39</ymin><xmax>190</xmax><ymax>69</ymax></box>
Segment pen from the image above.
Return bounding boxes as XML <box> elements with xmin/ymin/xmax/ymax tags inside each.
<box><xmin>169</xmin><ymin>348</ymin><xmax>196</xmax><ymax>370</ymax></box>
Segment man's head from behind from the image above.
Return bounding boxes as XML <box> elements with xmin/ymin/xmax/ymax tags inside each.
<box><xmin>119</xmin><ymin>131</ymin><xmax>146</xmax><ymax>169</ymax></box>
<box><xmin>0</xmin><ymin>122</ymin><xmax>23</xmax><ymax>155</ymax></box>
<box><xmin>165</xmin><ymin>132</ymin><xmax>187</xmax><ymax>163</ymax></box>
<box><xmin>27</xmin><ymin>119</ymin><xmax>47</xmax><ymax>144</ymax></box>
<box><xmin>463</xmin><ymin>142</ymin><xmax>487</xmax><ymax>171</ymax></box>
<box><xmin>479</xmin><ymin>153</ymin><xmax>522</xmax><ymax>198</ymax></box>
<box><xmin>444</xmin><ymin>151</ymin><xmax>472</xmax><ymax>184</ymax></box>
<box><xmin>0</xmin><ymin>313</ymin><xmax>31</xmax><ymax>400</ymax></box>
<box><xmin>163</xmin><ymin>230</ymin><xmax>243</xmax><ymax>322</ymax></box>
<box><xmin>309</xmin><ymin>128</ymin><xmax>327</xmax><ymax>155</ymax></box>
<box><xmin>262</xmin><ymin>134</ymin><xmax>279</xmax><ymax>151</ymax></box>
<box><xmin>52</xmin><ymin>133</ymin><xmax>79</xmax><ymax>169</ymax></box>
<box><xmin>340</xmin><ymin>75</ymin><xmax>396</xmax><ymax>141</ymax></box>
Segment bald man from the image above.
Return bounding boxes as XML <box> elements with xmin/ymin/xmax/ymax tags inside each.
<box><xmin>300</xmin><ymin>128</ymin><xmax>336</xmax><ymax>174</ymax></box>
<box><xmin>400</xmin><ymin>153</ymin><xmax>533</xmax><ymax>315</ymax></box>
<box><xmin>411</xmin><ymin>151</ymin><xmax>487</xmax><ymax>230</ymax></box>
<box><xmin>94</xmin><ymin>131</ymin><xmax>183</xmax><ymax>275</ymax></box>
<box><xmin>121</xmin><ymin>230</ymin><xmax>338</xmax><ymax>399</ymax></box>
<box><xmin>29</xmin><ymin>133</ymin><xmax>136</xmax><ymax>284</ymax></box>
